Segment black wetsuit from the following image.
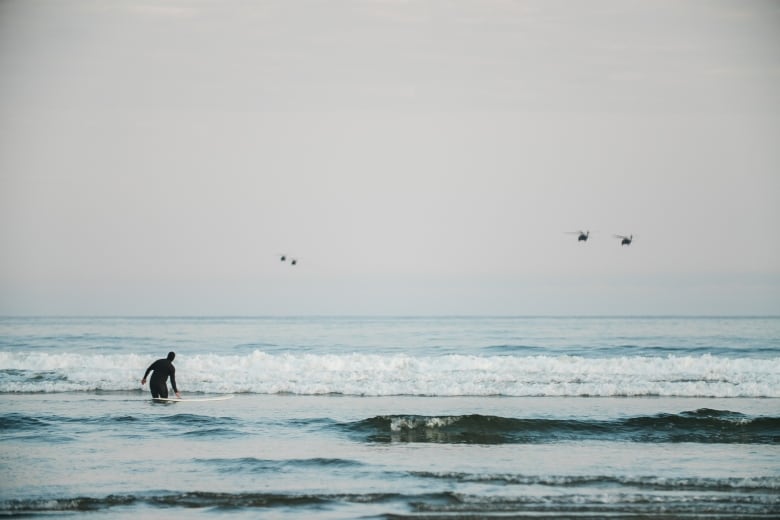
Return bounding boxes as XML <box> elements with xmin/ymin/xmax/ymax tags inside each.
<box><xmin>143</xmin><ymin>358</ymin><xmax>178</xmax><ymax>398</ymax></box>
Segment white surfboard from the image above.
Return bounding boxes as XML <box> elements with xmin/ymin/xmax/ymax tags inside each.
<box><xmin>152</xmin><ymin>395</ymin><xmax>234</xmax><ymax>403</ymax></box>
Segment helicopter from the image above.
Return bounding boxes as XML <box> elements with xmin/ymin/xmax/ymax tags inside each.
<box><xmin>614</xmin><ymin>234</ymin><xmax>633</xmax><ymax>246</ymax></box>
<box><xmin>566</xmin><ymin>230</ymin><xmax>590</xmax><ymax>242</ymax></box>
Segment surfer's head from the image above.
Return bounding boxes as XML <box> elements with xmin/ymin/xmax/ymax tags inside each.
<box><xmin>167</xmin><ymin>351</ymin><xmax>176</xmax><ymax>361</ymax></box>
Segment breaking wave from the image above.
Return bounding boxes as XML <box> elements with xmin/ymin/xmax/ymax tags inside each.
<box><xmin>342</xmin><ymin>409</ymin><xmax>780</xmax><ymax>444</ymax></box>
<box><xmin>1</xmin><ymin>350</ymin><xmax>779</xmax><ymax>397</ymax></box>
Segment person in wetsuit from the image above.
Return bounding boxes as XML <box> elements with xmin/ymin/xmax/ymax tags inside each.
<box><xmin>141</xmin><ymin>351</ymin><xmax>181</xmax><ymax>399</ymax></box>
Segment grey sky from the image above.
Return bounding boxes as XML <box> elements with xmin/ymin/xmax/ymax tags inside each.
<box><xmin>1</xmin><ymin>0</ymin><xmax>778</xmax><ymax>315</ymax></box>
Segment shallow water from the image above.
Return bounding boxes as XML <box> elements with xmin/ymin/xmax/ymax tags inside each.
<box><xmin>1</xmin><ymin>317</ymin><xmax>779</xmax><ymax>518</ymax></box>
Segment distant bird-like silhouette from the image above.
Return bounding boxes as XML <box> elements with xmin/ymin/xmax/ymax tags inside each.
<box><xmin>614</xmin><ymin>234</ymin><xmax>633</xmax><ymax>246</ymax></box>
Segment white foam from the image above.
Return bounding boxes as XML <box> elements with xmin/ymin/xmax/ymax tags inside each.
<box><xmin>389</xmin><ymin>416</ymin><xmax>462</xmax><ymax>431</ymax></box>
<box><xmin>1</xmin><ymin>351</ymin><xmax>778</xmax><ymax>397</ymax></box>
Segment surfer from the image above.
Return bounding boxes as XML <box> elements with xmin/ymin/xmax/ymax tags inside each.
<box><xmin>141</xmin><ymin>351</ymin><xmax>181</xmax><ymax>399</ymax></box>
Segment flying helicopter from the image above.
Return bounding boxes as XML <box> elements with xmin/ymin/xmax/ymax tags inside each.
<box><xmin>566</xmin><ymin>230</ymin><xmax>591</xmax><ymax>242</ymax></box>
<box><xmin>614</xmin><ymin>234</ymin><xmax>633</xmax><ymax>246</ymax></box>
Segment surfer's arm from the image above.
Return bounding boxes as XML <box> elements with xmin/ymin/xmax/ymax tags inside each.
<box><xmin>171</xmin><ymin>370</ymin><xmax>181</xmax><ymax>398</ymax></box>
<box><xmin>170</xmin><ymin>367</ymin><xmax>179</xmax><ymax>394</ymax></box>
<box><xmin>141</xmin><ymin>364</ymin><xmax>154</xmax><ymax>384</ymax></box>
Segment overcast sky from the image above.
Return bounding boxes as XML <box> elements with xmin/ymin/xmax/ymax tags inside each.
<box><xmin>1</xmin><ymin>0</ymin><xmax>778</xmax><ymax>316</ymax></box>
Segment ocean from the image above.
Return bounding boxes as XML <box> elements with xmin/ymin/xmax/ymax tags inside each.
<box><xmin>1</xmin><ymin>316</ymin><xmax>778</xmax><ymax>518</ymax></box>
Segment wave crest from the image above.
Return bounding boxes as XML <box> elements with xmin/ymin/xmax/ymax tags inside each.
<box><xmin>342</xmin><ymin>410</ymin><xmax>780</xmax><ymax>444</ymax></box>
<box><xmin>1</xmin><ymin>351</ymin><xmax>779</xmax><ymax>397</ymax></box>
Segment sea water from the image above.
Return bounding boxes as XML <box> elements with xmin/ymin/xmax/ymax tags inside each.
<box><xmin>1</xmin><ymin>316</ymin><xmax>778</xmax><ymax>518</ymax></box>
